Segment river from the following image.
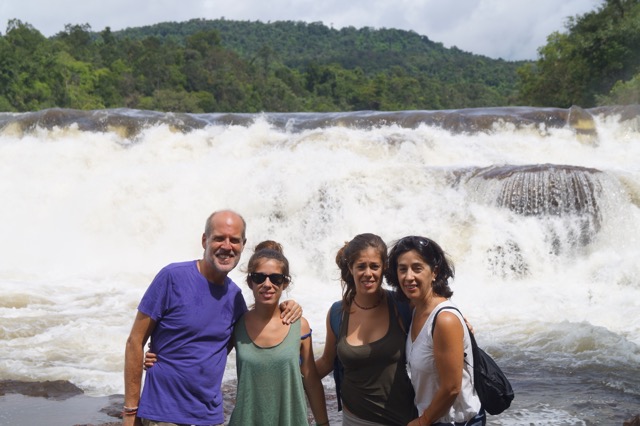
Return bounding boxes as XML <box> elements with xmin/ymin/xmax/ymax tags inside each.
<box><xmin>1</xmin><ymin>106</ymin><xmax>639</xmax><ymax>425</ymax></box>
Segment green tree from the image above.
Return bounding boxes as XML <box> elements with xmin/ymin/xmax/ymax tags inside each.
<box><xmin>97</xmin><ymin>27</ymin><xmax>120</xmax><ymax>67</ymax></box>
<box><xmin>1</xmin><ymin>19</ymin><xmax>57</xmax><ymax>110</ymax></box>
<box><xmin>139</xmin><ymin>89</ymin><xmax>203</xmax><ymax>112</ymax></box>
<box><xmin>55</xmin><ymin>24</ymin><xmax>94</xmax><ymax>62</ymax></box>
<box><xmin>597</xmin><ymin>72</ymin><xmax>640</xmax><ymax>104</ymax></box>
<box><xmin>517</xmin><ymin>0</ymin><xmax>640</xmax><ymax>107</ymax></box>
<box><xmin>55</xmin><ymin>51</ymin><xmax>104</xmax><ymax>109</ymax></box>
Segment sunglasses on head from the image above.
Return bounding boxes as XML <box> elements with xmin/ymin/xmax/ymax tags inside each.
<box><xmin>249</xmin><ymin>272</ymin><xmax>287</xmax><ymax>286</ymax></box>
<box><xmin>398</xmin><ymin>236</ymin><xmax>429</xmax><ymax>248</ymax></box>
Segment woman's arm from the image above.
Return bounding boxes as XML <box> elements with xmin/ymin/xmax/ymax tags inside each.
<box><xmin>144</xmin><ymin>332</ymin><xmax>237</xmax><ymax>367</ymax></box>
<box><xmin>409</xmin><ymin>311</ymin><xmax>464</xmax><ymax>426</ymax></box>
<box><xmin>299</xmin><ymin>317</ymin><xmax>330</xmax><ymax>426</ymax></box>
<box><xmin>227</xmin><ymin>334</ymin><xmax>236</xmax><ymax>355</ymax></box>
<box><xmin>279</xmin><ymin>299</ymin><xmax>303</xmax><ymax>325</ymax></box>
<box><xmin>314</xmin><ymin>309</ymin><xmax>337</xmax><ymax>379</ymax></box>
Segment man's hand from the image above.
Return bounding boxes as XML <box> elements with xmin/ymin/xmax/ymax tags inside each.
<box><xmin>279</xmin><ymin>299</ymin><xmax>302</xmax><ymax>325</ymax></box>
<box><xmin>144</xmin><ymin>350</ymin><xmax>158</xmax><ymax>369</ymax></box>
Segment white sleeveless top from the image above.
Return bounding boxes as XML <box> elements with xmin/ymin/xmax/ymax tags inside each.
<box><xmin>406</xmin><ymin>301</ymin><xmax>482</xmax><ymax>423</ymax></box>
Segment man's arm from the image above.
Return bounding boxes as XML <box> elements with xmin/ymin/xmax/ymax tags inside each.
<box><xmin>123</xmin><ymin>311</ymin><xmax>156</xmax><ymax>426</ymax></box>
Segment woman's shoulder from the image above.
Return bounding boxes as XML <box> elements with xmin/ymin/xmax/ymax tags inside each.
<box><xmin>432</xmin><ymin>300</ymin><xmax>462</xmax><ymax>318</ymax></box>
<box><xmin>299</xmin><ymin>316</ymin><xmax>311</xmax><ymax>335</ymax></box>
<box><xmin>431</xmin><ymin>301</ymin><xmax>465</xmax><ymax>333</ymax></box>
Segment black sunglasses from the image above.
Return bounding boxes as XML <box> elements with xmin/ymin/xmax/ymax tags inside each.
<box><xmin>249</xmin><ymin>272</ymin><xmax>287</xmax><ymax>286</ymax></box>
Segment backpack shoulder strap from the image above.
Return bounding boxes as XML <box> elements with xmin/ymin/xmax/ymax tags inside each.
<box><xmin>431</xmin><ymin>305</ymin><xmax>474</xmax><ymax>366</ymax></box>
<box><xmin>329</xmin><ymin>300</ymin><xmax>345</xmax><ymax>411</ymax></box>
<box><xmin>329</xmin><ymin>300</ymin><xmax>343</xmax><ymax>338</ymax></box>
<box><xmin>431</xmin><ymin>305</ymin><xmax>463</xmax><ymax>335</ymax></box>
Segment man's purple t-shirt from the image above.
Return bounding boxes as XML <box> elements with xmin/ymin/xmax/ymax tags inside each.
<box><xmin>136</xmin><ymin>260</ymin><xmax>247</xmax><ymax>425</ymax></box>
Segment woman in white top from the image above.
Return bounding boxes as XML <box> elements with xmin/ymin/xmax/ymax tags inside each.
<box><xmin>386</xmin><ymin>236</ymin><xmax>485</xmax><ymax>426</ymax></box>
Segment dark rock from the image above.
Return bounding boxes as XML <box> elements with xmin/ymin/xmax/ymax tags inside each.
<box><xmin>624</xmin><ymin>414</ymin><xmax>640</xmax><ymax>426</ymax></box>
<box><xmin>0</xmin><ymin>379</ymin><xmax>83</xmax><ymax>400</ymax></box>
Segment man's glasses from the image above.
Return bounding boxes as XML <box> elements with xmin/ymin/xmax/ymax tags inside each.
<box><xmin>249</xmin><ymin>272</ymin><xmax>287</xmax><ymax>286</ymax></box>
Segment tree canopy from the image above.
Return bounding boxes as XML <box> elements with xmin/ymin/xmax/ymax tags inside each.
<box><xmin>518</xmin><ymin>0</ymin><xmax>640</xmax><ymax>107</ymax></box>
<box><xmin>1</xmin><ymin>3</ymin><xmax>637</xmax><ymax>113</ymax></box>
<box><xmin>0</xmin><ymin>18</ymin><xmax>523</xmax><ymax>112</ymax></box>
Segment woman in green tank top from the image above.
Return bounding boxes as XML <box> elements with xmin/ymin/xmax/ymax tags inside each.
<box><xmin>228</xmin><ymin>240</ymin><xmax>329</xmax><ymax>426</ymax></box>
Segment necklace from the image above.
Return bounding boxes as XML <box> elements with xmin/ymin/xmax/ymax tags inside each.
<box><xmin>353</xmin><ymin>293</ymin><xmax>383</xmax><ymax>310</ymax></box>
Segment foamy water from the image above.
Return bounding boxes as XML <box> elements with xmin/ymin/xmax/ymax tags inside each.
<box><xmin>1</xmin><ymin>108</ymin><xmax>639</xmax><ymax>424</ymax></box>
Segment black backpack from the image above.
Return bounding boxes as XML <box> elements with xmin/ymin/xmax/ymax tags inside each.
<box><xmin>432</xmin><ymin>306</ymin><xmax>514</xmax><ymax>415</ymax></box>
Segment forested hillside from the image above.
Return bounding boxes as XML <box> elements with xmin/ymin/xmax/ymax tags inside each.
<box><xmin>115</xmin><ymin>19</ymin><xmax>521</xmax><ymax>91</ymax></box>
<box><xmin>0</xmin><ymin>19</ymin><xmax>522</xmax><ymax>112</ymax></box>
<box><xmin>1</xmin><ymin>0</ymin><xmax>638</xmax><ymax>113</ymax></box>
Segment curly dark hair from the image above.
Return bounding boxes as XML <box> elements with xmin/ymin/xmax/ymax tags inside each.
<box><xmin>386</xmin><ymin>236</ymin><xmax>454</xmax><ymax>301</ymax></box>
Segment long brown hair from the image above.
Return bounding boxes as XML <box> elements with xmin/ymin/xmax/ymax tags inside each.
<box><xmin>335</xmin><ymin>233</ymin><xmax>387</xmax><ymax>310</ymax></box>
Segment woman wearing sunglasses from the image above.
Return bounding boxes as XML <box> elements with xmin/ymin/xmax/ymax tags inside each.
<box><xmin>227</xmin><ymin>240</ymin><xmax>329</xmax><ymax>425</ymax></box>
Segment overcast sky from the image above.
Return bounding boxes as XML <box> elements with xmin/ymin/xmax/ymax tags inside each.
<box><xmin>2</xmin><ymin>0</ymin><xmax>603</xmax><ymax>60</ymax></box>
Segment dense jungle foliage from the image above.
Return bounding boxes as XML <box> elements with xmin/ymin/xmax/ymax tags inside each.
<box><xmin>0</xmin><ymin>19</ymin><xmax>520</xmax><ymax>112</ymax></box>
<box><xmin>0</xmin><ymin>0</ymin><xmax>638</xmax><ymax>112</ymax></box>
<box><xmin>519</xmin><ymin>0</ymin><xmax>640</xmax><ymax>107</ymax></box>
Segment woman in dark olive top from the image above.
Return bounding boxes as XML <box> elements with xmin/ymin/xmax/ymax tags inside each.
<box><xmin>315</xmin><ymin>233</ymin><xmax>417</xmax><ymax>425</ymax></box>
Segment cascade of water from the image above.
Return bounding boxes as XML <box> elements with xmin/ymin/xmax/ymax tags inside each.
<box><xmin>0</xmin><ymin>107</ymin><xmax>639</xmax><ymax>424</ymax></box>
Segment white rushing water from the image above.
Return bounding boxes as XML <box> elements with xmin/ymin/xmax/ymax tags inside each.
<box><xmin>1</xmin><ymin>109</ymin><xmax>639</xmax><ymax>424</ymax></box>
